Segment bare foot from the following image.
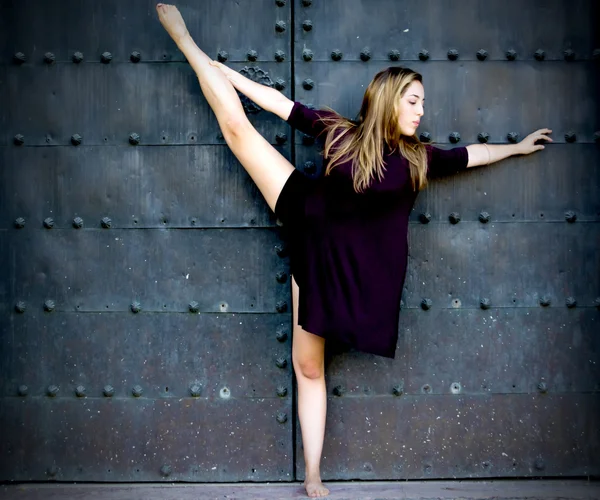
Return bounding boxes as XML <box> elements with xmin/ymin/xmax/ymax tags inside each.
<box><xmin>304</xmin><ymin>476</ymin><xmax>329</xmax><ymax>497</ymax></box>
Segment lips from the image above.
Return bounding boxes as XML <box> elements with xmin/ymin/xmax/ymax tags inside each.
<box><xmin>412</xmin><ymin>121</ymin><xmax>420</xmax><ymax>126</ymax></box>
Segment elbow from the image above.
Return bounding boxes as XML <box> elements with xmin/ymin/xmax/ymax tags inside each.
<box><xmin>221</xmin><ymin>114</ymin><xmax>251</xmax><ymax>142</ymax></box>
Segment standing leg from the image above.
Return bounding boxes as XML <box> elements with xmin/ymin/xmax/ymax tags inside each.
<box><xmin>291</xmin><ymin>276</ymin><xmax>329</xmax><ymax>498</ymax></box>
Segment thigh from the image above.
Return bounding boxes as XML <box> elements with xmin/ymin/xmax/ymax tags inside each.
<box><xmin>226</xmin><ymin>120</ymin><xmax>295</xmax><ymax>212</ymax></box>
<box><xmin>291</xmin><ymin>275</ymin><xmax>325</xmax><ymax>366</ymax></box>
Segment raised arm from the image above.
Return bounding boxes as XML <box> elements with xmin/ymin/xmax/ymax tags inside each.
<box><xmin>210</xmin><ymin>60</ymin><xmax>294</xmax><ymax>121</ymax></box>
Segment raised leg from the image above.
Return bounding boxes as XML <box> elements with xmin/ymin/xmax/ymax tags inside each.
<box><xmin>291</xmin><ymin>276</ymin><xmax>329</xmax><ymax>498</ymax></box>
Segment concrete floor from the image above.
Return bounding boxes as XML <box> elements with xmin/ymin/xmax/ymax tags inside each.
<box><xmin>1</xmin><ymin>480</ymin><xmax>599</xmax><ymax>499</ymax></box>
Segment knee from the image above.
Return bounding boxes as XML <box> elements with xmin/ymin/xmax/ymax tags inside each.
<box><xmin>293</xmin><ymin>356</ymin><xmax>324</xmax><ymax>380</ymax></box>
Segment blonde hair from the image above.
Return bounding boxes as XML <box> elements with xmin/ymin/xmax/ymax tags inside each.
<box><xmin>318</xmin><ymin>67</ymin><xmax>428</xmax><ymax>193</ymax></box>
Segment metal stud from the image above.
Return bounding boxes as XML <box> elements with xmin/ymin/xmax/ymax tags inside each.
<box><xmin>72</xmin><ymin>217</ymin><xmax>84</xmax><ymax>228</ymax></box>
<box><xmin>14</xmin><ymin>217</ymin><xmax>25</xmax><ymax>228</ymax></box>
<box><xmin>392</xmin><ymin>383</ymin><xmax>404</xmax><ymax>396</ymax></box>
<box><xmin>44</xmin><ymin>300</ymin><xmax>56</xmax><ymax>312</ymax></box>
<box><xmin>566</xmin><ymin>297</ymin><xmax>577</xmax><ymax>308</ymax></box>
<box><xmin>247</xmin><ymin>50</ymin><xmax>258</xmax><ymax>62</ymax></box>
<box><xmin>419</xmin><ymin>212</ymin><xmax>431</xmax><ymax>224</ymax></box>
<box><xmin>302</xmin><ymin>49</ymin><xmax>313</xmax><ymax>61</ymax></box>
<box><xmin>564</xmin><ymin>131</ymin><xmax>576</xmax><ymax>143</ymax></box>
<box><xmin>302</xmin><ymin>20</ymin><xmax>313</xmax><ymax>31</ymax></box>
<box><xmin>72</xmin><ymin>51</ymin><xmax>84</xmax><ymax>64</ymax></box>
<box><xmin>539</xmin><ymin>296</ymin><xmax>551</xmax><ymax>307</ymax></box>
<box><xmin>274</xmin><ymin>50</ymin><xmax>286</xmax><ymax>62</ymax></box>
<box><xmin>534</xmin><ymin>49</ymin><xmax>545</xmax><ymax>61</ymax></box>
<box><xmin>479</xmin><ymin>211</ymin><xmax>491</xmax><ymax>223</ymax></box>
<box><xmin>189</xmin><ymin>384</ymin><xmax>202</xmax><ymax>397</ymax></box>
<box><xmin>71</xmin><ymin>133</ymin><xmax>83</xmax><ymax>146</ymax></box>
<box><xmin>303</xmin><ymin>160</ymin><xmax>316</xmax><ymax>174</ymax></box>
<box><xmin>276</xmin><ymin>271</ymin><xmax>288</xmax><ymax>283</ymax></box>
<box><xmin>276</xmin><ymin>412</ymin><xmax>288</xmax><ymax>423</ymax></box>
<box><xmin>130</xmin><ymin>50</ymin><xmax>141</xmax><ymax>63</ymax></box>
<box><xmin>47</xmin><ymin>385</ymin><xmax>59</xmax><ymax>397</ymax></box>
<box><xmin>275</xmin><ymin>20</ymin><xmax>286</xmax><ymax>33</ymax></box>
<box><xmin>217</xmin><ymin>51</ymin><xmax>228</xmax><ymax>62</ymax></box>
<box><xmin>478</xmin><ymin>132</ymin><xmax>490</xmax><ymax>143</ymax></box>
<box><xmin>480</xmin><ymin>298</ymin><xmax>491</xmax><ymax>309</ymax></box>
<box><xmin>534</xmin><ymin>458</ymin><xmax>545</xmax><ymax>471</ymax></box>
<box><xmin>44</xmin><ymin>217</ymin><xmax>55</xmax><ymax>229</ymax></box>
<box><xmin>564</xmin><ymin>49</ymin><xmax>575</xmax><ymax>61</ymax></box>
<box><xmin>447</xmin><ymin>49</ymin><xmax>459</xmax><ymax>61</ymax></box>
<box><xmin>275</xmin><ymin>326</ymin><xmax>288</xmax><ymax>342</ymax></box>
<box><xmin>360</xmin><ymin>48</ymin><xmax>371</xmax><ymax>61</ymax></box>
<box><xmin>595</xmin><ymin>131</ymin><xmax>600</xmax><ymax>143</ymax></box>
<box><xmin>594</xmin><ymin>297</ymin><xmax>600</xmax><ymax>310</ymax></box>
<box><xmin>101</xmin><ymin>217</ymin><xmax>112</xmax><ymax>228</ymax></box>
<box><xmin>331</xmin><ymin>49</ymin><xmax>343</xmax><ymax>61</ymax></box>
<box><xmin>274</xmin><ymin>78</ymin><xmax>286</xmax><ymax>91</ymax></box>
<box><xmin>129</xmin><ymin>132</ymin><xmax>140</xmax><ymax>145</ymax></box>
<box><xmin>564</xmin><ymin>211</ymin><xmax>577</xmax><ymax>223</ymax></box>
<box><xmin>419</xmin><ymin>131</ymin><xmax>431</xmax><ymax>143</ymax></box>
<box><xmin>275</xmin><ymin>301</ymin><xmax>288</xmax><ymax>313</ymax></box>
<box><xmin>75</xmin><ymin>385</ymin><xmax>86</xmax><ymax>397</ymax></box>
<box><xmin>476</xmin><ymin>49</ymin><xmax>488</xmax><ymax>61</ymax></box>
<box><xmin>333</xmin><ymin>385</ymin><xmax>345</xmax><ymax>396</ymax></box>
<box><xmin>101</xmin><ymin>51</ymin><xmax>113</xmax><ymax>64</ymax></box>
<box><xmin>103</xmin><ymin>385</ymin><xmax>115</xmax><ymax>397</ymax></box>
<box><xmin>131</xmin><ymin>301</ymin><xmax>141</xmax><ymax>313</ymax></box>
<box><xmin>302</xmin><ymin>78</ymin><xmax>315</xmax><ymax>90</ymax></box>
<box><xmin>388</xmin><ymin>49</ymin><xmax>400</xmax><ymax>61</ymax></box>
<box><xmin>450</xmin><ymin>382</ymin><xmax>461</xmax><ymax>394</ymax></box>
<box><xmin>13</xmin><ymin>52</ymin><xmax>26</xmax><ymax>64</ymax></box>
<box><xmin>188</xmin><ymin>301</ymin><xmax>199</xmax><ymax>313</ymax></box>
<box><xmin>132</xmin><ymin>385</ymin><xmax>143</xmax><ymax>397</ymax></box>
<box><xmin>449</xmin><ymin>212</ymin><xmax>461</xmax><ymax>224</ymax></box>
<box><xmin>14</xmin><ymin>301</ymin><xmax>26</xmax><ymax>313</ymax></box>
<box><xmin>449</xmin><ymin>132</ymin><xmax>461</xmax><ymax>144</ymax></box>
<box><xmin>44</xmin><ymin>52</ymin><xmax>56</xmax><ymax>64</ymax></box>
<box><xmin>593</xmin><ymin>49</ymin><xmax>600</xmax><ymax>60</ymax></box>
<box><xmin>14</xmin><ymin>134</ymin><xmax>24</xmax><ymax>146</ymax></box>
<box><xmin>507</xmin><ymin>132</ymin><xmax>519</xmax><ymax>143</ymax></box>
<box><xmin>505</xmin><ymin>49</ymin><xmax>517</xmax><ymax>61</ymax></box>
<box><xmin>47</xmin><ymin>465</ymin><xmax>58</xmax><ymax>477</ymax></box>
<box><xmin>418</xmin><ymin>49</ymin><xmax>429</xmax><ymax>61</ymax></box>
<box><xmin>276</xmin><ymin>386</ymin><xmax>287</xmax><ymax>397</ymax></box>
<box><xmin>274</xmin><ymin>243</ymin><xmax>288</xmax><ymax>258</ymax></box>
<box><xmin>18</xmin><ymin>385</ymin><xmax>28</xmax><ymax>396</ymax></box>
<box><xmin>275</xmin><ymin>132</ymin><xmax>287</xmax><ymax>144</ymax></box>
<box><xmin>301</xmin><ymin>0</ymin><xmax>312</xmax><ymax>6</ymax></box>
<box><xmin>160</xmin><ymin>465</ymin><xmax>172</xmax><ymax>477</ymax></box>
<box><xmin>276</xmin><ymin>0</ymin><xmax>286</xmax><ymax>6</ymax></box>
<box><xmin>275</xmin><ymin>357</ymin><xmax>287</xmax><ymax>369</ymax></box>
<box><xmin>421</xmin><ymin>298</ymin><xmax>432</xmax><ymax>310</ymax></box>
<box><xmin>422</xmin><ymin>384</ymin><xmax>432</xmax><ymax>394</ymax></box>
<box><xmin>537</xmin><ymin>381</ymin><xmax>548</xmax><ymax>393</ymax></box>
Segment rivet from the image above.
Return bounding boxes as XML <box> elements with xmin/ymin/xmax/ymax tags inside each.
<box><xmin>451</xmin><ymin>298</ymin><xmax>462</xmax><ymax>308</ymax></box>
<box><xmin>447</xmin><ymin>48</ymin><xmax>459</xmax><ymax>61</ymax></box>
<box><xmin>129</xmin><ymin>132</ymin><xmax>141</xmax><ymax>145</ymax></box>
<box><xmin>15</xmin><ymin>301</ymin><xmax>26</xmax><ymax>313</ymax></box>
<box><xmin>534</xmin><ymin>458</ymin><xmax>545</xmax><ymax>470</ymax></box>
<box><xmin>482</xmin><ymin>461</ymin><xmax>491</xmax><ymax>469</ymax></box>
<box><xmin>507</xmin><ymin>132</ymin><xmax>519</xmax><ymax>143</ymax></box>
<box><xmin>420</xmin><ymin>298</ymin><xmax>432</xmax><ymax>310</ymax></box>
<box><xmin>132</xmin><ymin>385</ymin><xmax>143</xmax><ymax>397</ymax></box>
<box><xmin>75</xmin><ymin>385</ymin><xmax>86</xmax><ymax>398</ymax></box>
<box><xmin>422</xmin><ymin>384</ymin><xmax>432</xmax><ymax>394</ymax></box>
<box><xmin>333</xmin><ymin>385</ymin><xmax>345</xmax><ymax>396</ymax></box>
<box><xmin>44</xmin><ymin>52</ymin><xmax>56</xmax><ymax>64</ymax></box>
<box><xmin>424</xmin><ymin>464</ymin><xmax>432</xmax><ymax>474</ymax></box>
<box><xmin>72</xmin><ymin>51</ymin><xmax>84</xmax><ymax>64</ymax></box>
<box><xmin>44</xmin><ymin>300</ymin><xmax>56</xmax><ymax>312</ymax></box>
<box><xmin>302</xmin><ymin>20</ymin><xmax>313</xmax><ymax>31</ymax></box>
<box><xmin>247</xmin><ymin>50</ymin><xmax>258</xmax><ymax>62</ymax></box>
<box><xmin>13</xmin><ymin>52</ymin><xmax>26</xmax><ymax>64</ymax></box>
<box><xmin>71</xmin><ymin>133</ymin><xmax>83</xmax><ymax>146</ymax></box>
<box><xmin>188</xmin><ymin>301</ymin><xmax>199</xmax><ymax>313</ymax></box>
<box><xmin>47</xmin><ymin>385</ymin><xmax>59</xmax><ymax>397</ymax></box>
<box><xmin>275</xmin><ymin>132</ymin><xmax>287</xmax><ymax>144</ymax></box>
<box><xmin>360</xmin><ymin>48</ymin><xmax>371</xmax><ymax>61</ymax></box>
<box><xmin>302</xmin><ymin>134</ymin><xmax>315</xmax><ymax>145</ymax></box>
<box><xmin>477</xmin><ymin>132</ymin><xmax>490</xmax><ymax>143</ymax></box>
<box><xmin>302</xmin><ymin>78</ymin><xmax>315</xmax><ymax>90</ymax></box>
<box><xmin>274</xmin><ymin>78</ymin><xmax>286</xmax><ymax>91</ymax></box>
<box><xmin>276</xmin><ymin>301</ymin><xmax>288</xmax><ymax>313</ymax></box>
<box><xmin>476</xmin><ymin>49</ymin><xmax>488</xmax><ymax>61</ymax></box>
<box><xmin>220</xmin><ymin>387</ymin><xmax>231</xmax><ymax>399</ymax></box>
<box><xmin>419</xmin><ymin>131</ymin><xmax>431</xmax><ymax>143</ymax></box>
<box><xmin>47</xmin><ymin>465</ymin><xmax>58</xmax><ymax>477</ymax></box>
<box><xmin>331</xmin><ymin>49</ymin><xmax>343</xmax><ymax>61</ymax></box>
<box><xmin>537</xmin><ymin>381</ymin><xmax>548</xmax><ymax>393</ymax></box>
<box><xmin>595</xmin><ymin>297</ymin><xmax>600</xmax><ymax>310</ymax></box>
<box><xmin>566</xmin><ymin>297</ymin><xmax>577</xmax><ymax>308</ymax></box>
<box><xmin>301</xmin><ymin>0</ymin><xmax>312</xmax><ymax>6</ymax></box>
<box><xmin>419</xmin><ymin>49</ymin><xmax>429</xmax><ymax>61</ymax></box>
<box><xmin>303</xmin><ymin>160</ymin><xmax>316</xmax><ymax>174</ymax></box>
<box><xmin>479</xmin><ymin>211</ymin><xmax>491</xmax><ymax>223</ymax></box>
<box><xmin>419</xmin><ymin>212</ymin><xmax>431</xmax><ymax>224</ymax></box>
<box><xmin>217</xmin><ymin>50</ymin><xmax>228</xmax><ymax>62</ymax></box>
<box><xmin>44</xmin><ymin>217</ymin><xmax>55</xmax><ymax>229</ymax></box>
<box><xmin>101</xmin><ymin>216</ymin><xmax>112</xmax><ymax>228</ymax></box>
<box><xmin>505</xmin><ymin>49</ymin><xmax>517</xmax><ymax>61</ymax></box>
<box><xmin>72</xmin><ymin>216</ymin><xmax>84</xmax><ymax>228</ymax></box>
<box><xmin>274</xmin><ymin>243</ymin><xmax>288</xmax><ymax>258</ymax></box>
<box><xmin>274</xmin><ymin>50</ymin><xmax>286</xmax><ymax>62</ymax></box>
<box><xmin>594</xmin><ymin>131</ymin><xmax>600</xmax><ymax>143</ymax></box>
<box><xmin>101</xmin><ymin>51</ymin><xmax>113</xmax><ymax>63</ymax></box>
<box><xmin>275</xmin><ymin>0</ymin><xmax>286</xmax><ymax>6</ymax></box>
<box><xmin>449</xmin><ymin>212</ymin><xmax>461</xmax><ymax>224</ymax></box>
<box><xmin>14</xmin><ymin>134</ymin><xmax>25</xmax><ymax>146</ymax></box>
<box><xmin>160</xmin><ymin>465</ymin><xmax>172</xmax><ymax>477</ymax></box>
<box><xmin>131</xmin><ymin>301</ymin><xmax>141</xmax><ymax>313</ymax></box>
<box><xmin>392</xmin><ymin>383</ymin><xmax>404</xmax><ymax>396</ymax></box>
<box><xmin>564</xmin><ymin>49</ymin><xmax>575</xmax><ymax>61</ymax></box>
<box><xmin>103</xmin><ymin>385</ymin><xmax>115</xmax><ymax>397</ymax></box>
<box><xmin>276</xmin><ymin>412</ymin><xmax>288</xmax><ymax>423</ymax></box>
<box><xmin>219</xmin><ymin>302</ymin><xmax>228</xmax><ymax>312</ymax></box>
<box><xmin>388</xmin><ymin>49</ymin><xmax>400</xmax><ymax>61</ymax></box>
<box><xmin>276</xmin><ymin>271</ymin><xmax>288</xmax><ymax>283</ymax></box>
<box><xmin>564</xmin><ymin>210</ymin><xmax>577</xmax><ymax>223</ymax></box>
<box><xmin>275</xmin><ymin>325</ymin><xmax>288</xmax><ymax>342</ymax></box>
<box><xmin>593</xmin><ymin>49</ymin><xmax>600</xmax><ymax>60</ymax></box>
<box><xmin>480</xmin><ymin>297</ymin><xmax>491</xmax><ymax>309</ymax></box>
<box><xmin>539</xmin><ymin>296</ymin><xmax>551</xmax><ymax>307</ymax></box>
<box><xmin>449</xmin><ymin>131</ymin><xmax>461</xmax><ymax>144</ymax></box>
<box><xmin>18</xmin><ymin>385</ymin><xmax>28</xmax><ymax>396</ymax></box>
<box><xmin>302</xmin><ymin>49</ymin><xmax>313</xmax><ymax>61</ymax></box>
<box><xmin>534</xmin><ymin>49</ymin><xmax>545</xmax><ymax>61</ymax></box>
<box><xmin>275</xmin><ymin>357</ymin><xmax>287</xmax><ymax>369</ymax></box>
<box><xmin>564</xmin><ymin>131</ymin><xmax>576</xmax><ymax>143</ymax></box>
<box><xmin>450</xmin><ymin>382</ymin><xmax>461</xmax><ymax>394</ymax></box>
<box><xmin>130</xmin><ymin>50</ymin><xmax>141</xmax><ymax>63</ymax></box>
<box><xmin>189</xmin><ymin>384</ymin><xmax>202</xmax><ymax>397</ymax></box>
<box><xmin>14</xmin><ymin>217</ymin><xmax>26</xmax><ymax>228</ymax></box>
<box><xmin>276</xmin><ymin>386</ymin><xmax>287</xmax><ymax>397</ymax></box>
<box><xmin>275</xmin><ymin>20</ymin><xmax>287</xmax><ymax>33</ymax></box>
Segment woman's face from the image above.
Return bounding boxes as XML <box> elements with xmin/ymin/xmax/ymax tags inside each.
<box><xmin>397</xmin><ymin>80</ymin><xmax>425</xmax><ymax>136</ymax></box>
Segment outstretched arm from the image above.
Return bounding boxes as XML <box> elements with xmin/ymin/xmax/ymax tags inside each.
<box><xmin>210</xmin><ymin>61</ymin><xmax>294</xmax><ymax>121</ymax></box>
<box><xmin>466</xmin><ymin>128</ymin><xmax>553</xmax><ymax>168</ymax></box>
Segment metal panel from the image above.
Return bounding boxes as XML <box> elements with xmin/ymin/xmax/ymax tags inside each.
<box><xmin>0</xmin><ymin>0</ymin><xmax>291</xmax><ymax>63</ymax></box>
<box><xmin>0</xmin><ymin>145</ymin><xmax>285</xmax><ymax>229</ymax></box>
<box><xmin>0</xmin><ymin>397</ymin><xmax>293</xmax><ymax>482</ymax></box>
<box><xmin>1</xmin><ymin>311</ymin><xmax>291</xmax><ymax>399</ymax></box>
<box><xmin>2</xmin><ymin>62</ymin><xmax>291</xmax><ymax>146</ymax></box>
<box><xmin>295</xmin><ymin>0</ymin><xmax>600</xmax><ymax>61</ymax></box>
<box><xmin>297</xmin><ymin>394</ymin><xmax>600</xmax><ymax>480</ymax></box>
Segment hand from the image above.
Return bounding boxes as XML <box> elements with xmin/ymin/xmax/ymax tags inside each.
<box><xmin>209</xmin><ymin>60</ymin><xmax>239</xmax><ymax>84</ymax></box>
<box><xmin>517</xmin><ymin>128</ymin><xmax>553</xmax><ymax>155</ymax></box>
<box><xmin>156</xmin><ymin>3</ymin><xmax>189</xmax><ymax>43</ymax></box>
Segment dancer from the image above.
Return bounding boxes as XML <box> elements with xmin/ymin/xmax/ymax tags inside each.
<box><xmin>156</xmin><ymin>4</ymin><xmax>552</xmax><ymax>497</ymax></box>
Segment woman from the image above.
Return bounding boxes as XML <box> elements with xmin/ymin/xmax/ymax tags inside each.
<box><xmin>156</xmin><ymin>4</ymin><xmax>552</xmax><ymax>497</ymax></box>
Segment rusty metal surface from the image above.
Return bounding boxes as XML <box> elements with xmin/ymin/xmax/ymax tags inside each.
<box><xmin>2</xmin><ymin>480</ymin><xmax>600</xmax><ymax>500</ymax></box>
<box><xmin>0</xmin><ymin>397</ymin><xmax>292</xmax><ymax>482</ymax></box>
<box><xmin>294</xmin><ymin>0</ymin><xmax>600</xmax><ymax>62</ymax></box>
<box><xmin>296</xmin><ymin>394</ymin><xmax>600</xmax><ymax>480</ymax></box>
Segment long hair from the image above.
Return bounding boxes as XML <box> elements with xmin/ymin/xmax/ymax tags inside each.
<box><xmin>318</xmin><ymin>67</ymin><xmax>428</xmax><ymax>193</ymax></box>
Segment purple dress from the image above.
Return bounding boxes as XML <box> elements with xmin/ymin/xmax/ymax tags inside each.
<box><xmin>275</xmin><ymin>102</ymin><xmax>469</xmax><ymax>358</ymax></box>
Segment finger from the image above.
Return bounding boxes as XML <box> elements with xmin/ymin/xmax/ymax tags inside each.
<box><xmin>536</xmin><ymin>145</ymin><xmax>545</xmax><ymax>151</ymax></box>
<box><xmin>538</xmin><ymin>134</ymin><xmax>553</xmax><ymax>142</ymax></box>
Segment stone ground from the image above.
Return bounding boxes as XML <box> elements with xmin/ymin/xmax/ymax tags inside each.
<box><xmin>1</xmin><ymin>479</ymin><xmax>599</xmax><ymax>499</ymax></box>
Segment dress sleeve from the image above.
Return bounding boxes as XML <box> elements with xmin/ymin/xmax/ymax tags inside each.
<box><xmin>286</xmin><ymin>101</ymin><xmax>335</xmax><ymax>140</ymax></box>
<box><xmin>426</xmin><ymin>145</ymin><xmax>470</xmax><ymax>178</ymax></box>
